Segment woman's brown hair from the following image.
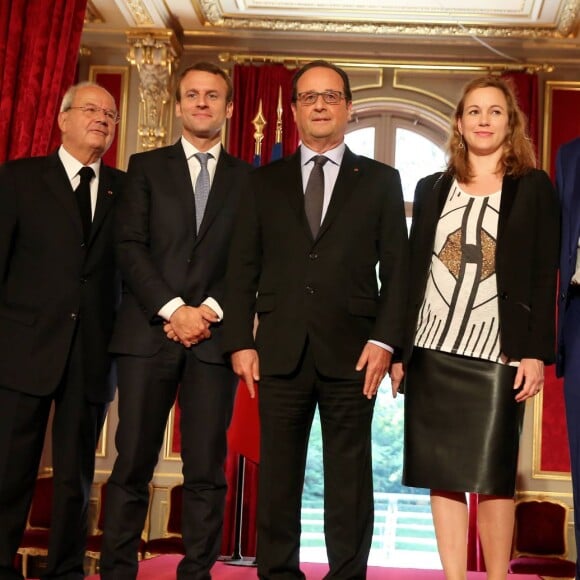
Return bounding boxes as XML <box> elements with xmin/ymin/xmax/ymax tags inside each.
<box><xmin>447</xmin><ymin>76</ymin><xmax>536</xmax><ymax>183</ymax></box>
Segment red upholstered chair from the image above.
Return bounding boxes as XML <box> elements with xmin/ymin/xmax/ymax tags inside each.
<box><xmin>143</xmin><ymin>484</ymin><xmax>185</xmax><ymax>558</ymax></box>
<box><xmin>509</xmin><ymin>498</ymin><xmax>576</xmax><ymax>579</ymax></box>
<box><xmin>17</xmin><ymin>474</ymin><xmax>53</xmax><ymax>578</ymax></box>
<box><xmin>85</xmin><ymin>481</ymin><xmax>152</xmax><ymax>573</ymax></box>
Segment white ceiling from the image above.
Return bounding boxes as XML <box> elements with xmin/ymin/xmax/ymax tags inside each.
<box><xmin>83</xmin><ymin>0</ymin><xmax>580</xmax><ymax>63</ymax></box>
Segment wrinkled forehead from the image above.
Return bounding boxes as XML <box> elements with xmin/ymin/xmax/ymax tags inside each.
<box><xmin>74</xmin><ymin>86</ymin><xmax>117</xmax><ymax>110</ymax></box>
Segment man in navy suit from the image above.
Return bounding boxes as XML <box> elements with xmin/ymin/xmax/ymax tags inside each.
<box><xmin>100</xmin><ymin>62</ymin><xmax>251</xmax><ymax>580</ymax></box>
<box><xmin>223</xmin><ymin>60</ymin><xmax>408</xmax><ymax>579</ymax></box>
<box><xmin>0</xmin><ymin>82</ymin><xmax>124</xmax><ymax>580</ymax></box>
<box><xmin>557</xmin><ymin>136</ymin><xmax>580</xmax><ymax>578</ymax></box>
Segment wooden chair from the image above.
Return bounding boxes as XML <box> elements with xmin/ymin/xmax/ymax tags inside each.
<box><xmin>509</xmin><ymin>497</ymin><xmax>576</xmax><ymax>579</ymax></box>
<box><xmin>143</xmin><ymin>483</ymin><xmax>185</xmax><ymax>558</ymax></box>
<box><xmin>17</xmin><ymin>474</ymin><xmax>53</xmax><ymax>578</ymax></box>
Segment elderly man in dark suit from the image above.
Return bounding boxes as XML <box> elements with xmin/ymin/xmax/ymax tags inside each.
<box><xmin>556</xmin><ymin>136</ymin><xmax>580</xmax><ymax>580</ymax></box>
<box><xmin>0</xmin><ymin>82</ymin><xmax>124</xmax><ymax>580</ymax></box>
<box><xmin>100</xmin><ymin>62</ymin><xmax>251</xmax><ymax>580</ymax></box>
<box><xmin>223</xmin><ymin>60</ymin><xmax>409</xmax><ymax>579</ymax></box>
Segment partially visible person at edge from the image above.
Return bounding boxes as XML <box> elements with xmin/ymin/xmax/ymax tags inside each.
<box><xmin>555</xmin><ymin>135</ymin><xmax>580</xmax><ymax>580</ymax></box>
<box><xmin>0</xmin><ymin>82</ymin><xmax>124</xmax><ymax>580</ymax></box>
<box><xmin>223</xmin><ymin>60</ymin><xmax>409</xmax><ymax>579</ymax></box>
<box><xmin>390</xmin><ymin>76</ymin><xmax>560</xmax><ymax>580</ymax></box>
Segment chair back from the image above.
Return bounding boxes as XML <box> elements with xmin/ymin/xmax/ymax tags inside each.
<box><xmin>166</xmin><ymin>484</ymin><xmax>183</xmax><ymax>536</ymax></box>
<box><xmin>513</xmin><ymin>499</ymin><xmax>568</xmax><ymax>557</ymax></box>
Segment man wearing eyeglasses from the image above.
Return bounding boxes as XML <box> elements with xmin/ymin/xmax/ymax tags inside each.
<box><xmin>0</xmin><ymin>82</ymin><xmax>124</xmax><ymax>580</ymax></box>
<box><xmin>223</xmin><ymin>60</ymin><xmax>409</xmax><ymax>579</ymax></box>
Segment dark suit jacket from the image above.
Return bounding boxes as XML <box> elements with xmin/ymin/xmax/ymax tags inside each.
<box><xmin>0</xmin><ymin>152</ymin><xmax>124</xmax><ymax>402</ymax></box>
<box><xmin>403</xmin><ymin>169</ymin><xmax>560</xmax><ymax>365</ymax></box>
<box><xmin>556</xmin><ymin>137</ymin><xmax>580</xmax><ymax>376</ymax></box>
<box><xmin>223</xmin><ymin>146</ymin><xmax>409</xmax><ymax>379</ymax></box>
<box><xmin>109</xmin><ymin>141</ymin><xmax>251</xmax><ymax>364</ymax></box>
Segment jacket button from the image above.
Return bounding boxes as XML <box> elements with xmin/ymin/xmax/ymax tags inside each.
<box><xmin>305</xmin><ymin>285</ymin><xmax>315</xmax><ymax>295</ymax></box>
<box><xmin>500</xmin><ymin>292</ymin><xmax>508</xmax><ymax>300</ymax></box>
<box><xmin>80</xmin><ymin>277</ymin><xmax>87</xmax><ymax>284</ymax></box>
<box><xmin>308</xmin><ymin>252</ymin><xmax>318</xmax><ymax>260</ymax></box>
<box><xmin>70</xmin><ymin>313</ymin><xmax>78</xmax><ymax>320</ymax></box>
<box><xmin>561</xmin><ymin>292</ymin><xmax>567</xmax><ymax>300</ymax></box>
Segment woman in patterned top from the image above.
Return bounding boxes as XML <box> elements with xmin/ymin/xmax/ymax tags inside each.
<box><xmin>391</xmin><ymin>76</ymin><xmax>560</xmax><ymax>580</ymax></box>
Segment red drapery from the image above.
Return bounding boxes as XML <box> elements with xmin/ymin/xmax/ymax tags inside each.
<box><xmin>229</xmin><ymin>63</ymin><xmax>299</xmax><ymax>165</ymax></box>
<box><xmin>0</xmin><ymin>0</ymin><xmax>87</xmax><ymax>163</ymax></box>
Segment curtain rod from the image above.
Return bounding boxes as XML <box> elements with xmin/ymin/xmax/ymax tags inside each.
<box><xmin>218</xmin><ymin>52</ymin><xmax>553</xmax><ymax>74</ymax></box>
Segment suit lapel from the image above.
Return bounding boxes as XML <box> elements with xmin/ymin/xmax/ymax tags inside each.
<box><xmin>317</xmin><ymin>147</ymin><xmax>358</xmax><ymax>240</ymax></box>
<box><xmin>497</xmin><ymin>174</ymin><xmax>518</xmax><ymax>243</ymax></box>
<box><xmin>196</xmin><ymin>148</ymin><xmax>232</xmax><ymax>243</ymax></box>
<box><xmin>279</xmin><ymin>151</ymin><xmax>311</xmax><ymax>239</ymax></box>
<box><xmin>167</xmin><ymin>141</ymin><xmax>196</xmax><ymax>234</ymax></box>
<box><xmin>89</xmin><ymin>165</ymin><xmax>117</xmax><ymax>244</ymax></box>
<box><xmin>43</xmin><ymin>153</ymin><xmax>83</xmax><ymax>237</ymax></box>
<box><xmin>569</xmin><ymin>151</ymin><xmax>580</xmax><ymax>253</ymax></box>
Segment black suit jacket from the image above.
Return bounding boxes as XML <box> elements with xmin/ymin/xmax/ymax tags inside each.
<box><xmin>403</xmin><ymin>169</ymin><xmax>560</xmax><ymax>364</ymax></box>
<box><xmin>223</xmin><ymin>146</ymin><xmax>409</xmax><ymax>379</ymax></box>
<box><xmin>109</xmin><ymin>141</ymin><xmax>251</xmax><ymax>363</ymax></box>
<box><xmin>0</xmin><ymin>152</ymin><xmax>125</xmax><ymax>402</ymax></box>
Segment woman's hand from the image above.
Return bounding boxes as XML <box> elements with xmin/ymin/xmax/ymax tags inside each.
<box><xmin>514</xmin><ymin>358</ymin><xmax>544</xmax><ymax>402</ymax></box>
<box><xmin>389</xmin><ymin>362</ymin><xmax>405</xmax><ymax>398</ymax></box>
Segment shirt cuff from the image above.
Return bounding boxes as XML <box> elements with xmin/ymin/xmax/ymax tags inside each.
<box><xmin>202</xmin><ymin>297</ymin><xmax>223</xmax><ymax>321</ymax></box>
<box><xmin>158</xmin><ymin>297</ymin><xmax>186</xmax><ymax>321</ymax></box>
<box><xmin>368</xmin><ymin>339</ymin><xmax>394</xmax><ymax>353</ymax></box>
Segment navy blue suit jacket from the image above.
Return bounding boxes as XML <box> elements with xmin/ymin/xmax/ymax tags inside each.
<box><xmin>557</xmin><ymin>137</ymin><xmax>580</xmax><ymax>377</ymax></box>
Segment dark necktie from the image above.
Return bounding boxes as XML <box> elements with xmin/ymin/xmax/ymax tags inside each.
<box><xmin>194</xmin><ymin>152</ymin><xmax>212</xmax><ymax>232</ymax></box>
<box><xmin>75</xmin><ymin>166</ymin><xmax>94</xmax><ymax>243</ymax></box>
<box><xmin>304</xmin><ymin>155</ymin><xmax>328</xmax><ymax>238</ymax></box>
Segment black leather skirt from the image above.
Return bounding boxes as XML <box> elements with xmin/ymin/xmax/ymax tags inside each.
<box><xmin>402</xmin><ymin>347</ymin><xmax>525</xmax><ymax>496</ymax></box>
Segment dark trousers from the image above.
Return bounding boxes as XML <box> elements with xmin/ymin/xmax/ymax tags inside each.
<box><xmin>562</xmin><ymin>295</ymin><xmax>580</xmax><ymax>580</ymax></box>
<box><xmin>0</xmin><ymin>335</ymin><xmax>106</xmax><ymax>580</ymax></box>
<box><xmin>99</xmin><ymin>340</ymin><xmax>237</xmax><ymax>580</ymax></box>
<box><xmin>257</xmin><ymin>344</ymin><xmax>375</xmax><ymax>580</ymax></box>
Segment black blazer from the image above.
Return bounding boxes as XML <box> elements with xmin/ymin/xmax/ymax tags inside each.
<box><xmin>0</xmin><ymin>152</ymin><xmax>125</xmax><ymax>402</ymax></box>
<box><xmin>109</xmin><ymin>141</ymin><xmax>251</xmax><ymax>364</ymax></box>
<box><xmin>403</xmin><ymin>169</ymin><xmax>560</xmax><ymax>364</ymax></box>
<box><xmin>223</xmin><ymin>146</ymin><xmax>409</xmax><ymax>379</ymax></box>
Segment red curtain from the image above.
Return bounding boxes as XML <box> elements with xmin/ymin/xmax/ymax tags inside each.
<box><xmin>0</xmin><ymin>0</ymin><xmax>87</xmax><ymax>163</ymax></box>
<box><xmin>229</xmin><ymin>63</ymin><xmax>299</xmax><ymax>165</ymax></box>
<box><xmin>501</xmin><ymin>71</ymin><xmax>539</xmax><ymax>159</ymax></box>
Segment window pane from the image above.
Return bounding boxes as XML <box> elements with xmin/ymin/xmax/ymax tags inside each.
<box><xmin>345</xmin><ymin>127</ymin><xmax>376</xmax><ymax>159</ymax></box>
<box><xmin>395</xmin><ymin>128</ymin><xmax>446</xmax><ymax>203</ymax></box>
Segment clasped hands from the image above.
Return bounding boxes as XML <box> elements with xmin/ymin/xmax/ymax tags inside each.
<box><xmin>163</xmin><ymin>304</ymin><xmax>219</xmax><ymax>348</ymax></box>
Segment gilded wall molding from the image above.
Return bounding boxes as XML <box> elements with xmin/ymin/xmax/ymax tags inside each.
<box><xmin>199</xmin><ymin>0</ymin><xmax>578</xmax><ymax>38</ymax></box>
<box><xmin>127</xmin><ymin>30</ymin><xmax>181</xmax><ymax>151</ymax></box>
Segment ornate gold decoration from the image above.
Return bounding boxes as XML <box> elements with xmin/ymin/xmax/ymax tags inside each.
<box><xmin>127</xmin><ymin>30</ymin><xmax>181</xmax><ymax>151</ymax></box>
<box><xmin>252</xmin><ymin>99</ymin><xmax>267</xmax><ymax>158</ymax></box>
<box><xmin>84</xmin><ymin>0</ymin><xmax>103</xmax><ymax>24</ymax></box>
<box><xmin>199</xmin><ymin>0</ymin><xmax>578</xmax><ymax>39</ymax></box>
<box><xmin>275</xmin><ymin>86</ymin><xmax>283</xmax><ymax>145</ymax></box>
<box><xmin>124</xmin><ymin>0</ymin><xmax>155</xmax><ymax>26</ymax></box>
<box><xmin>219</xmin><ymin>53</ymin><xmax>553</xmax><ymax>74</ymax></box>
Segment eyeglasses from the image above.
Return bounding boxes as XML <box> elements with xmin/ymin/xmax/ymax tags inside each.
<box><xmin>296</xmin><ymin>91</ymin><xmax>345</xmax><ymax>106</ymax></box>
<box><xmin>67</xmin><ymin>105</ymin><xmax>120</xmax><ymax>124</ymax></box>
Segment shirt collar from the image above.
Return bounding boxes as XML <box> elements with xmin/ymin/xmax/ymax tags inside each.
<box><xmin>300</xmin><ymin>142</ymin><xmax>345</xmax><ymax>167</ymax></box>
<box><xmin>181</xmin><ymin>137</ymin><xmax>222</xmax><ymax>163</ymax></box>
<box><xmin>58</xmin><ymin>145</ymin><xmax>101</xmax><ymax>181</ymax></box>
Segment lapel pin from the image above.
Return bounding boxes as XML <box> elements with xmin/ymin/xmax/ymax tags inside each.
<box><xmin>107</xmin><ymin>190</ymin><xmax>113</xmax><ymax>196</ymax></box>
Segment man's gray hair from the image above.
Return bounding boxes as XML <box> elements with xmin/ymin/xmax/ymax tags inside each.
<box><xmin>60</xmin><ymin>82</ymin><xmax>114</xmax><ymax>113</ymax></box>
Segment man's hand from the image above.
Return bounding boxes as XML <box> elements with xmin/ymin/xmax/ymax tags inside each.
<box><xmin>389</xmin><ymin>362</ymin><xmax>405</xmax><ymax>398</ymax></box>
<box><xmin>356</xmin><ymin>343</ymin><xmax>392</xmax><ymax>399</ymax></box>
<box><xmin>165</xmin><ymin>305</ymin><xmax>211</xmax><ymax>348</ymax></box>
<box><xmin>514</xmin><ymin>358</ymin><xmax>544</xmax><ymax>402</ymax></box>
<box><xmin>231</xmin><ymin>349</ymin><xmax>260</xmax><ymax>398</ymax></box>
